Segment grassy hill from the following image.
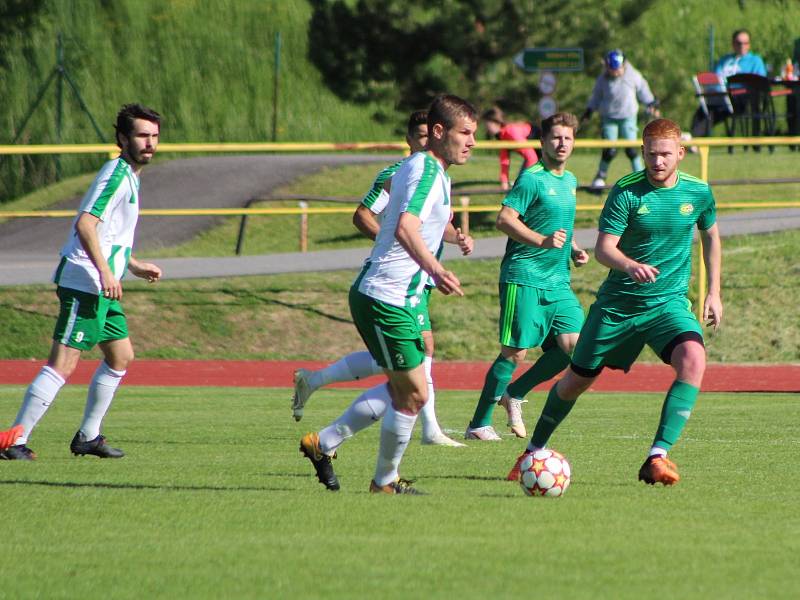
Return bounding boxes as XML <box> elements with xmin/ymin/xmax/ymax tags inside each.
<box><xmin>2</xmin><ymin>0</ymin><xmax>799</xmax><ymax>204</ymax></box>
<box><xmin>1</xmin><ymin>229</ymin><xmax>797</xmax><ymax>363</ymax></box>
<box><xmin>0</xmin><ymin>0</ymin><xmax>401</xmax><ymax>201</ymax></box>
<box><xmin>2</xmin><ymin>0</ymin><xmax>799</xmax><ymax>203</ymax></box>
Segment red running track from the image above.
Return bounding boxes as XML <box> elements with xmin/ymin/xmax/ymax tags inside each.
<box><xmin>0</xmin><ymin>360</ymin><xmax>797</xmax><ymax>393</ymax></box>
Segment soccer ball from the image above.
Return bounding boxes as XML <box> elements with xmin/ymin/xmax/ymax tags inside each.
<box><xmin>519</xmin><ymin>449</ymin><xmax>571</xmax><ymax>497</ymax></box>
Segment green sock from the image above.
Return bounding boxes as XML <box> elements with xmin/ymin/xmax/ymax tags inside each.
<box><xmin>469</xmin><ymin>355</ymin><xmax>516</xmax><ymax>428</ymax></box>
<box><xmin>652</xmin><ymin>380</ymin><xmax>699</xmax><ymax>452</ymax></box>
<box><xmin>529</xmin><ymin>384</ymin><xmax>576</xmax><ymax>449</ymax></box>
<box><xmin>506</xmin><ymin>346</ymin><xmax>570</xmax><ymax>399</ymax></box>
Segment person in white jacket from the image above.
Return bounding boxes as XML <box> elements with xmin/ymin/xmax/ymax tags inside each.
<box><xmin>582</xmin><ymin>49</ymin><xmax>659</xmax><ymax>191</ymax></box>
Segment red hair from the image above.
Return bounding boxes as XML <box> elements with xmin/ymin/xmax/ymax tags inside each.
<box><xmin>642</xmin><ymin>118</ymin><xmax>682</xmax><ymax>140</ymax></box>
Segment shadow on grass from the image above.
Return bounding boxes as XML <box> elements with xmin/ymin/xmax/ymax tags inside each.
<box><xmin>413</xmin><ymin>474</ymin><xmax>504</xmax><ymax>482</ymax></box>
<box><xmin>0</xmin><ymin>479</ymin><xmax>293</xmax><ymax>493</ymax></box>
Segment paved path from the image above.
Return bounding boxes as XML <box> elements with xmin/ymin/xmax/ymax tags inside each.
<box><xmin>0</xmin><ymin>151</ymin><xmax>798</xmax><ymax>285</ymax></box>
<box><xmin>0</xmin><ymin>153</ymin><xmax>390</xmax><ymax>263</ymax></box>
<box><xmin>2</xmin><ymin>207</ymin><xmax>799</xmax><ymax>285</ymax></box>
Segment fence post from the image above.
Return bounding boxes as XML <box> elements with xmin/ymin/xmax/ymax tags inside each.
<box><xmin>235</xmin><ymin>214</ymin><xmax>248</xmax><ymax>255</ymax></box>
<box><xmin>299</xmin><ymin>200</ymin><xmax>308</xmax><ymax>252</ymax></box>
<box><xmin>459</xmin><ymin>196</ymin><xmax>470</xmax><ymax>236</ymax></box>
<box><xmin>696</xmin><ymin>144</ymin><xmax>710</xmax><ymax>320</ymax></box>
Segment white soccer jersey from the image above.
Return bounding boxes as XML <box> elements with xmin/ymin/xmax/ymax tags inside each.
<box><xmin>356</xmin><ymin>152</ymin><xmax>452</xmax><ymax>307</ymax></box>
<box><xmin>53</xmin><ymin>158</ymin><xmax>140</xmax><ymax>294</ymax></box>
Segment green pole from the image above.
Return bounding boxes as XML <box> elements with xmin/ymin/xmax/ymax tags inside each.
<box><xmin>272</xmin><ymin>31</ymin><xmax>281</xmax><ymax>142</ymax></box>
<box><xmin>708</xmin><ymin>24</ymin><xmax>715</xmax><ymax>72</ymax></box>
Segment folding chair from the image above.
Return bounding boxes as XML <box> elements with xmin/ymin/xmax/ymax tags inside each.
<box><xmin>693</xmin><ymin>71</ymin><xmax>734</xmax><ymax>136</ymax></box>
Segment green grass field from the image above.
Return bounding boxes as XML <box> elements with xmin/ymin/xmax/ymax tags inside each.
<box><xmin>1</xmin><ymin>385</ymin><xmax>797</xmax><ymax>598</ymax></box>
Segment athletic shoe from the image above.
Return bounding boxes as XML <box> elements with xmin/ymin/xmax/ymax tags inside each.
<box><xmin>464</xmin><ymin>425</ymin><xmax>502</xmax><ymax>441</ymax></box>
<box><xmin>499</xmin><ymin>393</ymin><xmax>527</xmax><ymax>438</ymax></box>
<box><xmin>70</xmin><ymin>432</ymin><xmax>125</xmax><ymax>458</ymax></box>
<box><xmin>369</xmin><ymin>478</ymin><xmax>426</xmax><ymax>495</ymax></box>
<box><xmin>421</xmin><ymin>432</ymin><xmax>466</xmax><ymax>447</ymax></box>
<box><xmin>0</xmin><ymin>424</ymin><xmax>23</xmax><ymax>450</ymax></box>
<box><xmin>591</xmin><ymin>176</ymin><xmax>606</xmax><ymax>190</ymax></box>
<box><xmin>0</xmin><ymin>444</ymin><xmax>36</xmax><ymax>460</ymax></box>
<box><xmin>506</xmin><ymin>450</ymin><xmax>533</xmax><ymax>481</ymax></box>
<box><xmin>291</xmin><ymin>368</ymin><xmax>316</xmax><ymax>422</ymax></box>
<box><xmin>299</xmin><ymin>432</ymin><xmax>339</xmax><ymax>491</ymax></box>
<box><xmin>638</xmin><ymin>455</ymin><xmax>680</xmax><ymax>486</ymax></box>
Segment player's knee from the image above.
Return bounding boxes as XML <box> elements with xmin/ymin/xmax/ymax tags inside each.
<box><xmin>501</xmin><ymin>346</ymin><xmax>527</xmax><ymax>365</ymax></box>
<box><xmin>409</xmin><ymin>388</ymin><xmax>428</xmax><ymax>414</ymax></box>
<box><xmin>602</xmin><ymin>148</ymin><xmax>617</xmax><ymax>162</ymax></box>
<box><xmin>556</xmin><ymin>333</ymin><xmax>579</xmax><ymax>355</ymax></box>
<box><xmin>624</xmin><ymin>147</ymin><xmax>639</xmax><ymax>160</ymax></box>
<box><xmin>110</xmin><ymin>349</ymin><xmax>134</xmax><ymax>371</ymax></box>
<box><xmin>670</xmin><ymin>340</ymin><xmax>706</xmax><ymax>384</ymax></box>
<box><xmin>557</xmin><ymin>368</ymin><xmax>593</xmax><ymax>400</ymax></box>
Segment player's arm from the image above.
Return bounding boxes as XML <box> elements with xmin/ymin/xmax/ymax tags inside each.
<box><xmin>496</xmin><ymin>205</ymin><xmax>566</xmax><ymax>249</ymax></box>
<box><xmin>128</xmin><ymin>255</ymin><xmax>162</xmax><ymax>283</ymax></box>
<box><xmin>75</xmin><ymin>212</ymin><xmax>123</xmax><ymax>300</ymax></box>
<box><xmin>699</xmin><ymin>223</ymin><xmax>723</xmax><ymax>330</ymax></box>
<box><xmin>396</xmin><ymin>212</ymin><xmax>462</xmax><ymax>296</ymax></box>
<box><xmin>443</xmin><ymin>221</ymin><xmax>473</xmax><ymax>255</ymax></box>
<box><xmin>595</xmin><ymin>231</ymin><xmax>659</xmax><ymax>283</ymax></box>
<box><xmin>353</xmin><ymin>204</ymin><xmax>380</xmax><ymax>240</ymax></box>
<box><xmin>499</xmin><ymin>148</ymin><xmax>511</xmax><ymax>190</ymax></box>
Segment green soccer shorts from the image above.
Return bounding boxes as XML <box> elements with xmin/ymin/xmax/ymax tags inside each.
<box><xmin>410</xmin><ymin>287</ymin><xmax>432</xmax><ymax>333</ymax></box>
<box><xmin>571</xmin><ymin>295</ymin><xmax>704</xmax><ymax>375</ymax></box>
<box><xmin>53</xmin><ymin>286</ymin><xmax>129</xmax><ymax>351</ymax></box>
<box><xmin>498</xmin><ymin>282</ymin><xmax>584</xmax><ymax>349</ymax></box>
<box><xmin>349</xmin><ymin>287</ymin><xmax>425</xmax><ymax>371</ymax></box>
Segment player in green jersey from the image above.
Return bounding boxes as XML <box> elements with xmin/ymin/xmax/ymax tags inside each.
<box><xmin>466</xmin><ymin>113</ymin><xmax>589</xmax><ymax>441</ymax></box>
<box><xmin>511</xmin><ymin>118</ymin><xmax>723</xmax><ymax>486</ymax></box>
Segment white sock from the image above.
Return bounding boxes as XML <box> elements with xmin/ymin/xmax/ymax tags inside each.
<box><xmin>312</xmin><ymin>351</ymin><xmax>381</xmax><ymax>388</ymax></box>
<box><xmin>649</xmin><ymin>446</ymin><xmax>668</xmax><ymax>458</ymax></box>
<box><xmin>419</xmin><ymin>356</ymin><xmax>443</xmax><ymax>440</ymax></box>
<box><xmin>79</xmin><ymin>362</ymin><xmax>125</xmax><ymax>440</ymax></box>
<box><xmin>374</xmin><ymin>405</ymin><xmax>417</xmax><ymax>486</ymax></box>
<box><xmin>318</xmin><ymin>383</ymin><xmax>390</xmax><ymax>455</ymax></box>
<box><xmin>13</xmin><ymin>366</ymin><xmax>66</xmax><ymax>445</ymax></box>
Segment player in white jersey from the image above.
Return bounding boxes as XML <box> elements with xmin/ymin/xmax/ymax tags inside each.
<box><xmin>299</xmin><ymin>94</ymin><xmax>478</xmax><ymax>494</ymax></box>
<box><xmin>0</xmin><ymin>104</ymin><xmax>163</xmax><ymax>461</ymax></box>
<box><xmin>292</xmin><ymin>111</ymin><xmax>470</xmax><ymax>448</ymax></box>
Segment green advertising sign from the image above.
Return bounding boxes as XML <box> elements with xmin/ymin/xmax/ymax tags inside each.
<box><xmin>513</xmin><ymin>47</ymin><xmax>584</xmax><ymax>72</ymax></box>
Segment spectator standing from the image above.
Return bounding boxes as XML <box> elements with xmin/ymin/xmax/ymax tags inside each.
<box><xmin>582</xmin><ymin>49</ymin><xmax>659</xmax><ymax>192</ymax></box>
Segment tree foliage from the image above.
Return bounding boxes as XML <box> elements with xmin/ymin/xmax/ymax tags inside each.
<box><xmin>0</xmin><ymin>0</ymin><xmax>44</xmax><ymax>64</ymax></box>
<box><xmin>308</xmin><ymin>0</ymin><xmax>645</xmax><ymax>119</ymax></box>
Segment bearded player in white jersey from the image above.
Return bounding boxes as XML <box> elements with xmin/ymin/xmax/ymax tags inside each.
<box><xmin>1</xmin><ymin>104</ymin><xmax>163</xmax><ymax>460</ymax></box>
<box><xmin>299</xmin><ymin>94</ymin><xmax>478</xmax><ymax>494</ymax></box>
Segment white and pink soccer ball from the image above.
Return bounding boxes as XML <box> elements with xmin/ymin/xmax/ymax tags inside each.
<box><xmin>519</xmin><ymin>449</ymin><xmax>571</xmax><ymax>497</ymax></box>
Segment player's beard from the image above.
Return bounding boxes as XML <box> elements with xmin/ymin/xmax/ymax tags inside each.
<box><xmin>129</xmin><ymin>148</ymin><xmax>154</xmax><ymax>165</ymax></box>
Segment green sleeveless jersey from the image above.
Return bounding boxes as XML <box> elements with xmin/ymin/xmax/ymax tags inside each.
<box><xmin>597</xmin><ymin>170</ymin><xmax>717</xmax><ymax>309</ymax></box>
<box><xmin>499</xmin><ymin>161</ymin><xmax>578</xmax><ymax>289</ymax></box>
